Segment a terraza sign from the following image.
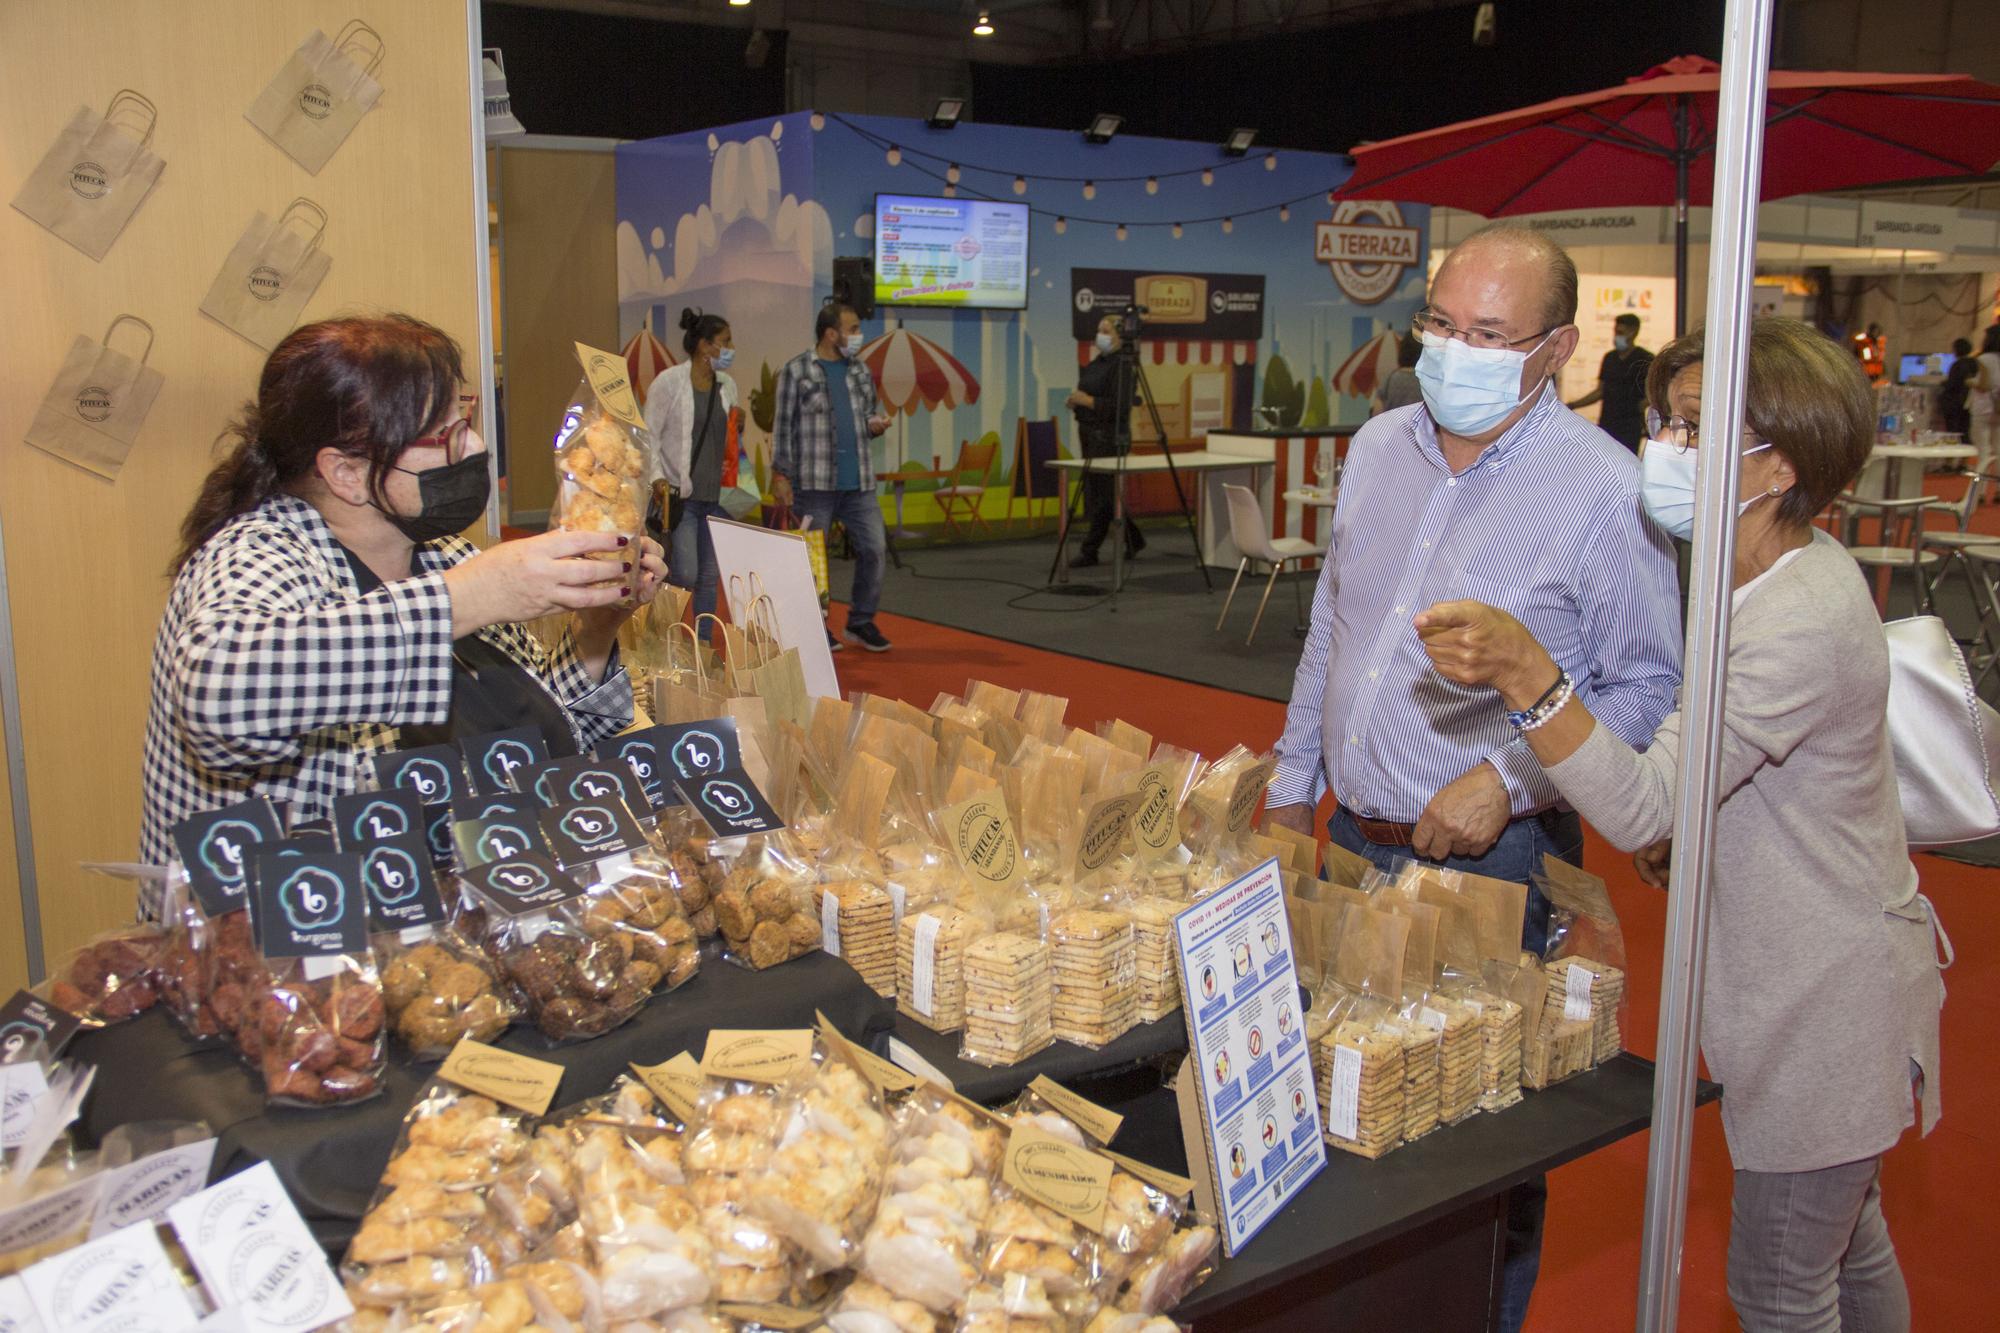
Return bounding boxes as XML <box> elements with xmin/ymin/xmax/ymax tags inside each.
<box><xmin>1316</xmin><ymin>200</ymin><xmax>1421</xmax><ymax>305</ymax></box>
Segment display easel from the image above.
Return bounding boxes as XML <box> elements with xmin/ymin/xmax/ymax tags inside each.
<box><xmin>1007</xmin><ymin>417</ymin><xmax>1064</xmax><ymax>532</ymax></box>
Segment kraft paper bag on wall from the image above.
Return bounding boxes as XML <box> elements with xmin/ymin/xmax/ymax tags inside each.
<box><xmin>245</xmin><ymin>22</ymin><xmax>386</xmax><ymax>174</ymax></box>
<box><xmin>23</xmin><ymin>316</ymin><xmax>165</xmax><ymax>480</ymax></box>
<box><xmin>198</xmin><ymin>200</ymin><xmax>332</xmax><ymax>351</ymax></box>
<box><xmin>10</xmin><ymin>91</ymin><xmax>164</xmax><ymax>261</ymax></box>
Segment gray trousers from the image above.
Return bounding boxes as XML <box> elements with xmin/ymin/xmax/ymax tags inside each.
<box><xmin>1728</xmin><ymin>1156</ymin><xmax>1909</xmax><ymax>1333</ymax></box>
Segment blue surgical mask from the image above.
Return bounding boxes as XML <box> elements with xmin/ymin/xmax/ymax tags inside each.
<box><xmin>1095</xmin><ymin>332</ymin><xmax>1115</xmax><ymax>355</ymax></box>
<box><xmin>711</xmin><ymin>347</ymin><xmax>735</xmax><ymax>372</ymax></box>
<box><xmin>1614</xmin><ymin>334</ymin><xmax>1633</xmax><ymax>352</ymax></box>
<box><xmin>1639</xmin><ymin>439</ymin><xmax>1775</xmax><ymax>539</ymax></box>
<box><xmin>1414</xmin><ymin>329</ymin><xmax>1550</xmax><ymax>437</ymax></box>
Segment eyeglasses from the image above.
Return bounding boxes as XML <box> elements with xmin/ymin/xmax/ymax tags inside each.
<box><xmin>401</xmin><ymin>391</ymin><xmax>481</xmax><ymax>467</ymax></box>
<box><xmin>1644</xmin><ymin>408</ymin><xmax>1768</xmax><ymax>455</ymax></box>
<box><xmin>1411</xmin><ymin>307</ymin><xmax>1557</xmax><ymax>352</ymax></box>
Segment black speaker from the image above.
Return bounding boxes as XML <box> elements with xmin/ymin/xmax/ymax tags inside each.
<box><xmin>833</xmin><ymin>256</ymin><xmax>876</xmax><ymax>320</ymax></box>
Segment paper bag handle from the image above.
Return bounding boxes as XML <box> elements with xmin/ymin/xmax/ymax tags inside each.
<box><xmin>102</xmin><ymin>315</ymin><xmax>155</xmax><ymax>368</ymax></box>
<box><xmin>103</xmin><ymin>89</ymin><xmax>159</xmax><ymax>151</ymax></box>
<box><xmin>334</xmin><ymin>20</ymin><xmax>387</xmax><ymax>77</ymax></box>
<box><xmin>667</xmin><ymin>621</ymin><xmax>707</xmax><ymax>689</ymax></box>
<box><xmin>277</xmin><ymin>197</ymin><xmax>330</xmax><ymax>267</ymax></box>
<box><xmin>726</xmin><ymin>573</ymin><xmax>751</xmax><ymax>624</ymax></box>
<box><xmin>751</xmin><ymin>593</ymin><xmax>784</xmax><ymax>653</ymax></box>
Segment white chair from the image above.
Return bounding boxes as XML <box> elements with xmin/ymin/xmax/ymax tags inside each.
<box><xmin>1829</xmin><ymin>493</ymin><xmax>1941</xmax><ymax>615</ymax></box>
<box><xmin>1215</xmin><ymin>483</ymin><xmax>1327</xmax><ymax>644</ymax></box>
<box><xmin>1918</xmin><ymin>471</ymin><xmax>1996</xmax><ymax>615</ymax></box>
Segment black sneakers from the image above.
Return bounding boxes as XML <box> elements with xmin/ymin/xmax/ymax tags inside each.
<box><xmin>844</xmin><ymin>623</ymin><xmax>893</xmax><ymax>652</ymax></box>
<box><xmin>826</xmin><ymin>628</ymin><xmax>843</xmax><ymax>653</ymax></box>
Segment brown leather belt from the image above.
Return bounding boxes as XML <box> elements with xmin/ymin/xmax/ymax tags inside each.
<box><xmin>1342</xmin><ymin>801</ymin><xmax>1568</xmax><ymax>849</ymax></box>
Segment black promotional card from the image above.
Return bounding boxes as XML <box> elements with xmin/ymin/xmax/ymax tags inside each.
<box><xmin>353</xmin><ymin>831</ymin><xmax>448</xmax><ymax>933</ymax></box>
<box><xmin>520</xmin><ymin>754</ymin><xmax>648</xmax><ymax>814</ymax></box>
<box><xmin>539</xmin><ymin>799</ymin><xmax>647</xmax><ymax>870</ymax></box>
<box><xmin>334</xmin><ymin>788</ymin><xmax>427</xmax><ymax>848</ymax></box>
<box><xmin>453</xmin><ymin>792</ymin><xmax>550</xmax><ymax>868</ymax></box>
<box><xmin>248</xmin><ymin>849</ymin><xmax>368</xmax><ymax>960</ymax></box>
<box><xmin>423</xmin><ymin>802</ymin><xmax>454</xmax><ymax>866</ymax></box>
<box><xmin>171</xmin><ymin>797</ymin><xmax>285</xmax><ymax>918</ymax></box>
<box><xmin>0</xmin><ymin>990</ymin><xmax>82</xmax><ymax>1062</ymax></box>
<box><xmin>369</xmin><ymin>744</ymin><xmax>469</xmax><ymax>807</ymax></box>
<box><xmin>600</xmin><ymin>727</ymin><xmax>679</xmax><ymax>811</ymax></box>
<box><xmin>655</xmin><ymin>719</ymin><xmax>741</xmax><ymax>785</ymax></box>
<box><xmin>462</xmin><ymin>727</ymin><xmax>552</xmax><ymax>796</ymax></box>
<box><xmin>675</xmin><ymin>767</ymin><xmax>786</xmax><ymax>839</ymax></box>
<box><xmin>459</xmin><ymin>852</ymin><xmax>585</xmax><ymax>917</ymax></box>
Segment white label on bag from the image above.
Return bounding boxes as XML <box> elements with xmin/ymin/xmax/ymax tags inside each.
<box><xmin>594</xmin><ymin>852</ymin><xmax>636</xmax><ymax>885</ymax></box>
<box><xmin>911</xmin><ymin>914</ymin><xmax>940</xmax><ymax>1017</ymax></box>
<box><xmin>513</xmin><ymin>909</ymin><xmax>556</xmax><ymax>945</ymax></box>
<box><xmin>399</xmin><ymin>925</ymin><xmax>434</xmax><ymax>946</ymax></box>
<box><xmin>0</xmin><ymin>1174</ymin><xmax>104</xmax><ymax>1255</ymax></box>
<box><xmin>20</xmin><ymin>1223</ymin><xmax>194</xmax><ymax>1332</ymax></box>
<box><xmin>1328</xmin><ymin>1045</ymin><xmax>1361</xmax><ymax>1142</ymax></box>
<box><xmin>821</xmin><ymin>891</ymin><xmax>841</xmax><ymax>958</ymax></box>
<box><xmin>1564</xmin><ymin>963</ymin><xmax>1594</xmax><ymax>1022</ymax></box>
<box><xmin>1419</xmin><ymin>1007</ymin><xmax>1446</xmax><ymax>1032</ymax></box>
<box><xmin>886</xmin><ymin>881</ymin><xmax>907</xmax><ymax>926</ymax></box>
<box><xmin>300</xmin><ymin>955</ymin><xmax>345</xmax><ymax>982</ymax></box>
<box><xmin>0</xmin><ymin>1064</ymin><xmax>50</xmax><ymax>1149</ymax></box>
<box><xmin>169</xmin><ymin>1162</ymin><xmax>353</xmax><ymax>1332</ymax></box>
<box><xmin>89</xmin><ymin>1138</ymin><xmax>217</xmax><ymax>1238</ymax></box>
<box><xmin>0</xmin><ymin>1275</ymin><xmax>44</xmax><ymax>1333</ymax></box>
<box><xmin>886</xmin><ymin>1038</ymin><xmax>954</xmax><ymax>1092</ymax></box>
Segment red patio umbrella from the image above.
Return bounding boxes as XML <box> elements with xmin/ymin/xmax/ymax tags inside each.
<box><xmin>1337</xmin><ymin>56</ymin><xmax>2000</xmax><ymax>332</ymax></box>
<box><xmin>1332</xmin><ymin>327</ymin><xmax>1403</xmax><ymax>399</ymax></box>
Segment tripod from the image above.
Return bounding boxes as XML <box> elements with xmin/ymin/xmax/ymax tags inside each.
<box><xmin>1114</xmin><ymin>343</ymin><xmax>1210</xmax><ymax>596</ymax></box>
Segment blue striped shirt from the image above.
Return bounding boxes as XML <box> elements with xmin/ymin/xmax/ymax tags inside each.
<box><xmin>1270</xmin><ymin>384</ymin><xmax>1681</xmax><ymax>821</ymax></box>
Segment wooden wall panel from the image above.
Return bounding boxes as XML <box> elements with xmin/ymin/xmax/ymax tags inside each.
<box><xmin>497</xmin><ymin>146</ymin><xmax>618</xmax><ymax>523</ymax></box>
<box><xmin>0</xmin><ymin>1</ymin><xmax>483</xmax><ymax>969</ymax></box>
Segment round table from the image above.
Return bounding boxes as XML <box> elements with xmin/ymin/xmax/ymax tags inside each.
<box><xmin>1868</xmin><ymin>441</ymin><xmax>1976</xmax><ymax>500</ymax></box>
<box><xmin>1282</xmin><ymin>487</ymin><xmax>1339</xmax><ymax>509</ymax></box>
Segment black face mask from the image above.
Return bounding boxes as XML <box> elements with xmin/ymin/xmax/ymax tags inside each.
<box><xmin>379</xmin><ymin>452</ymin><xmax>491</xmax><ymax>543</ymax></box>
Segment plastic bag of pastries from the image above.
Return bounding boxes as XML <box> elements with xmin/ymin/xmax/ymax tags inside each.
<box><xmin>162</xmin><ymin>796</ymin><xmax>288</xmax><ymax>1043</ymax></box>
<box><xmin>710</xmin><ymin>834</ymin><xmax>822</xmax><ymax>971</ymax></box>
<box><xmin>553</xmin><ymin>378</ymin><xmax>652</xmax><ymax>597</ymax></box>
<box><xmin>1092</xmin><ymin>1169</ymin><xmax>1215</xmax><ymax>1316</ymax></box>
<box><xmin>37</xmin><ymin>921</ymin><xmax>168</xmax><ymax>1026</ymax></box>
<box><xmin>342</xmin><ymin>1080</ymin><xmax>543</xmax><ymax>1312</ymax></box>
<box><xmin>856</xmin><ymin>1083</ymin><xmax>1007</xmax><ymax>1314</ymax></box>
<box><xmin>683</xmin><ymin>1032</ymin><xmax>808</xmax><ymax>1304</ymax></box>
<box><xmin>536</xmin><ymin>792</ymin><xmax>703</xmax><ymax>990</ymax></box>
<box><xmin>647</xmin><ymin>804</ymin><xmax>719</xmax><ymax>939</ymax></box>
<box><xmin>375</xmin><ymin>929</ymin><xmax>518</xmax><ymax>1060</ymax></box>
<box><xmin>741</xmin><ymin>1028</ymin><xmax>892</xmax><ymax>1277</ymax></box>
<box><xmin>458</xmin><ymin>852</ymin><xmax>655</xmax><ymax>1043</ymax></box>
<box><xmin>971</xmin><ymin>1180</ymin><xmax>1105</xmax><ymax>1318</ymax></box>
<box><xmin>562</xmin><ymin>1076</ymin><xmax>717</xmax><ymax>1323</ymax></box>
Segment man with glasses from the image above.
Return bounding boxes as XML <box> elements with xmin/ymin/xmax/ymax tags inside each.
<box><xmin>1266</xmin><ymin>223</ymin><xmax>1681</xmax><ymax>1333</ymax></box>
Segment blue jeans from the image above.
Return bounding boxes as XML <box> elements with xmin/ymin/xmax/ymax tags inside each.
<box><xmin>793</xmin><ymin>488</ymin><xmax>886</xmax><ymax>626</ymax></box>
<box><xmin>1325</xmin><ymin>803</ymin><xmax>1584</xmax><ymax>1333</ymax></box>
<box><xmin>668</xmin><ymin>499</ymin><xmax>725</xmax><ymax>623</ymax></box>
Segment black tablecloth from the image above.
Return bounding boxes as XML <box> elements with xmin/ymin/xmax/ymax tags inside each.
<box><xmin>887</xmin><ymin>1011</ymin><xmax>1188</xmax><ymax>1104</ymax></box>
<box><xmin>68</xmin><ymin>951</ymin><xmax>896</xmax><ymax>1248</ymax></box>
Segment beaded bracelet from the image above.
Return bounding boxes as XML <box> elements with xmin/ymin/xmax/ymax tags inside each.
<box><xmin>1507</xmin><ymin>671</ymin><xmax>1574</xmax><ymax>732</ymax></box>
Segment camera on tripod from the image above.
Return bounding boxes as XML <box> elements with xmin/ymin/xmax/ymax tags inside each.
<box><xmin>1117</xmin><ymin>304</ymin><xmax>1148</xmax><ymax>344</ymax></box>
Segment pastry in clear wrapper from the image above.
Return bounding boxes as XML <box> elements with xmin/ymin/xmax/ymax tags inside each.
<box><xmin>40</xmin><ymin>924</ymin><xmax>167</xmax><ymax>1025</ymax></box>
<box><xmin>744</xmin><ymin>1036</ymin><xmax>892</xmax><ymax>1275</ymax></box>
<box><xmin>714</xmin><ymin>836</ymin><xmax>823</xmax><ymax>971</ymax></box>
<box><xmin>376</xmin><ymin>932</ymin><xmax>518</xmax><ymax>1058</ymax></box>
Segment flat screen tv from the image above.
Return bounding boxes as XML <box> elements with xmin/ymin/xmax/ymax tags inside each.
<box><xmin>873</xmin><ymin>193</ymin><xmax>1030</xmax><ymax>310</ymax></box>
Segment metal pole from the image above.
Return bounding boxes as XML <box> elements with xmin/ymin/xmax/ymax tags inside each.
<box><xmin>1635</xmin><ymin>1</ymin><xmax>1776</xmax><ymax>1329</ymax></box>
<box><xmin>1674</xmin><ymin>97</ymin><xmax>1690</xmax><ymax>338</ymax></box>
<box><xmin>463</xmin><ymin>0</ymin><xmax>501</xmax><ymax>542</ymax></box>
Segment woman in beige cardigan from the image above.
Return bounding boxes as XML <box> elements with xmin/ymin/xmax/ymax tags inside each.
<box><xmin>1414</xmin><ymin>318</ymin><xmax>1946</xmax><ymax>1333</ymax></box>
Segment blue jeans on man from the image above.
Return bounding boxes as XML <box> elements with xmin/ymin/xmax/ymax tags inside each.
<box><xmin>667</xmin><ymin>499</ymin><xmax>725</xmax><ymax>624</ymax></box>
<box><xmin>792</xmin><ymin>488</ymin><xmax>886</xmax><ymax>627</ymax></box>
<box><xmin>1325</xmin><ymin>802</ymin><xmax>1583</xmax><ymax>1333</ymax></box>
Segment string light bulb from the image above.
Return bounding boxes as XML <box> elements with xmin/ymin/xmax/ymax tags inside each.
<box><xmin>943</xmin><ymin>183</ymin><xmax>957</xmax><ymax>197</ymax></box>
<box><xmin>1221</xmin><ymin>217</ymin><xmax>1234</xmax><ymax>233</ymax></box>
<box><xmin>1279</xmin><ymin>205</ymin><xmax>1290</xmax><ymax>222</ymax></box>
<box><xmin>1054</xmin><ymin>216</ymin><xmax>1067</xmax><ymax>234</ymax></box>
<box><xmin>1172</xmin><ymin>222</ymin><xmax>1183</xmax><ymax>238</ymax></box>
<box><xmin>1116</xmin><ymin>223</ymin><xmax>1128</xmax><ymax>241</ymax></box>
<box><xmin>1264</xmin><ymin>153</ymin><xmax>1277</xmax><ymax>170</ymax></box>
<box><xmin>1082</xmin><ymin>180</ymin><xmax>1096</xmax><ymax>200</ymax></box>
<box><xmin>809</xmin><ymin>112</ymin><xmax>825</xmax><ymax>131</ymax></box>
<box><xmin>1145</xmin><ymin>176</ymin><xmax>1158</xmax><ymax>195</ymax></box>
<box><xmin>946</xmin><ymin>163</ymin><xmax>960</xmax><ymax>184</ymax></box>
<box><xmin>1013</xmin><ymin>175</ymin><xmax>1027</xmax><ymax>195</ymax></box>
<box><xmin>886</xmin><ymin>146</ymin><xmax>901</xmax><ymax>166</ymax></box>
<box><xmin>1201</xmin><ymin>168</ymin><xmax>1214</xmax><ymax>186</ymax></box>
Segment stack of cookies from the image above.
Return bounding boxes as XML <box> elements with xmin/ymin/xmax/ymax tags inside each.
<box><xmin>1432</xmin><ymin>999</ymin><xmax>1483</xmax><ymax>1125</ymax></box>
<box><xmin>1396</xmin><ymin>1020</ymin><xmax>1442</xmax><ymax>1141</ymax></box>
<box><xmin>1126</xmin><ymin>897</ymin><xmax>1183</xmax><ymax>1024</ymax></box>
<box><xmin>1475</xmin><ymin>993</ymin><xmax>1525</xmax><ymax>1112</ymax></box>
<box><xmin>815</xmin><ymin>879</ymin><xmax>896</xmax><ymax>998</ymax></box>
<box><xmin>960</xmin><ymin>932</ymin><xmax>1054</xmax><ymax>1066</ymax></box>
<box><xmin>1049</xmin><ymin>910</ymin><xmax>1138</xmax><ymax>1049</ymax></box>
<box><xmin>1317</xmin><ymin>1020</ymin><xmax>1405</xmax><ymax>1160</ymax></box>
<box><xmin>1541</xmin><ymin>956</ymin><xmax>1625</xmax><ymax>1072</ymax></box>
<box><xmin>1523</xmin><ymin>1017</ymin><xmax>1595</xmax><ymax>1090</ymax></box>
<box><xmin>897</xmin><ymin>906</ymin><xmax>976</xmax><ymax>1032</ymax></box>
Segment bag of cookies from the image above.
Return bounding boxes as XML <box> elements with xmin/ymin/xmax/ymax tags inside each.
<box><xmin>711</xmin><ymin>835</ymin><xmax>823</xmax><ymax>971</ymax></box>
<box><xmin>244</xmin><ymin>845</ymin><xmax>387</xmax><ymax>1107</ymax></box>
<box><xmin>958</xmin><ymin>930</ymin><xmax>1055</xmax><ymax>1068</ymax></box>
<box><xmin>539</xmin><ymin>797</ymin><xmax>703</xmax><ymax>996</ymax></box>
<box><xmin>742</xmin><ymin>1026</ymin><xmax>892</xmax><ymax>1276</ymax></box>
<box><xmin>1046</xmin><ymin>906</ymin><xmax>1139</xmax><ymax>1051</ymax></box>
<box><xmin>553</xmin><ymin>377</ymin><xmax>653</xmax><ymax>599</ymax></box>
<box><xmin>1092</xmin><ymin>1156</ymin><xmax>1215</xmax><ymax>1316</ymax></box>
<box><xmin>855</xmin><ymin>1083</ymin><xmax>1008</xmax><ymax>1315</ymax></box>
<box><xmin>36</xmin><ymin>921</ymin><xmax>168</xmax><ymax>1027</ymax></box>
<box><xmin>162</xmin><ymin>796</ymin><xmax>287</xmax><ymax>1043</ymax></box>
<box><xmin>459</xmin><ymin>852</ymin><xmax>654</xmax><ymax>1042</ymax></box>
<box><xmin>684</xmin><ymin>1030</ymin><xmax>813</xmax><ymax>1305</ymax></box>
<box><xmin>970</xmin><ymin>1124</ymin><xmax>1110</xmax><ymax>1326</ymax></box>
<box><xmin>1532</xmin><ymin>856</ymin><xmax>1629</xmax><ymax>1070</ymax></box>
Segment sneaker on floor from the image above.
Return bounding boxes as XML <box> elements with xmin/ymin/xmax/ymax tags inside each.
<box><xmin>844</xmin><ymin>622</ymin><xmax>893</xmax><ymax>653</ymax></box>
<box><xmin>826</xmin><ymin>628</ymin><xmax>844</xmax><ymax>653</ymax></box>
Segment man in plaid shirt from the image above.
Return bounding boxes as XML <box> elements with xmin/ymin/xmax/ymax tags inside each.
<box><xmin>770</xmin><ymin>302</ymin><xmax>894</xmax><ymax>651</ymax></box>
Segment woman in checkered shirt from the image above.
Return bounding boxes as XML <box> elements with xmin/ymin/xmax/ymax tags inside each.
<box><xmin>137</xmin><ymin>315</ymin><xmax>666</xmax><ymax>906</ymax></box>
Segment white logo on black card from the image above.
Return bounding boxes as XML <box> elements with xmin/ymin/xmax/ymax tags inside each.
<box><xmin>487</xmin><ymin>862</ymin><xmax>551</xmax><ymax>897</ymax></box>
<box><xmin>277</xmin><ymin>867</ymin><xmax>345</xmax><ymax>932</ymax></box>
<box><xmin>671</xmin><ymin>730</ymin><xmax>726</xmax><ymax>779</ymax></box>
<box><xmin>559</xmin><ymin>805</ymin><xmax>616</xmax><ymax>843</ymax></box>
<box><xmin>351</xmin><ymin>799</ymin><xmax>411</xmax><ymax>841</ymax></box>
<box><xmin>197</xmin><ymin>819</ymin><xmax>262</xmax><ymax>886</ymax></box>
<box><xmin>621</xmin><ymin>743</ymin><xmax>657</xmax><ymax>784</ymax></box>
<box><xmin>699</xmin><ymin>779</ymin><xmax>751</xmax><ymax>820</ymax></box>
<box><xmin>566</xmin><ymin>770</ymin><xmax>621</xmax><ymax>803</ymax></box>
<box><xmin>482</xmin><ymin>740</ymin><xmax>535</xmax><ymax>789</ymax></box>
<box><xmin>395</xmin><ymin>758</ymin><xmax>452</xmax><ymax>802</ymax></box>
<box><xmin>477</xmin><ymin>827</ymin><xmax>529</xmax><ymax>862</ymax></box>
<box><xmin>362</xmin><ymin>845</ymin><xmax>421</xmax><ymax>906</ymax></box>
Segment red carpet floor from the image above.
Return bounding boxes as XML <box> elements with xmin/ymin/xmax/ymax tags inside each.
<box><xmin>828</xmin><ymin>603</ymin><xmax>1995</xmax><ymax>1332</ymax></box>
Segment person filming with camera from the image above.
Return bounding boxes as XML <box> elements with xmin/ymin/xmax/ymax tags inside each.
<box><xmin>1065</xmin><ymin>313</ymin><xmax>1144</xmax><ymax>568</ymax></box>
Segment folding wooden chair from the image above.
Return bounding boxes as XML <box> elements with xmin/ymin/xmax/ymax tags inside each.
<box><xmin>934</xmin><ymin>439</ymin><xmax>998</xmax><ymax>539</ymax></box>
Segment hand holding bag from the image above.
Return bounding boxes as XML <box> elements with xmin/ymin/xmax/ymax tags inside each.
<box><xmin>10</xmin><ymin>91</ymin><xmax>164</xmax><ymax>260</ymax></box>
<box><xmin>1885</xmin><ymin>615</ymin><xmax>2000</xmax><ymax>847</ymax></box>
<box><xmin>198</xmin><ymin>199</ymin><xmax>332</xmax><ymax>350</ymax></box>
<box><xmin>24</xmin><ymin>316</ymin><xmax>165</xmax><ymax>479</ymax></box>
<box><xmin>245</xmin><ymin>21</ymin><xmax>385</xmax><ymax>174</ymax></box>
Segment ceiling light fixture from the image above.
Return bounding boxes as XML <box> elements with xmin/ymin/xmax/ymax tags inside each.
<box><xmin>973</xmin><ymin>11</ymin><xmax>994</xmax><ymax>36</ymax></box>
<box><xmin>1221</xmin><ymin>217</ymin><xmax>1234</xmax><ymax>233</ymax></box>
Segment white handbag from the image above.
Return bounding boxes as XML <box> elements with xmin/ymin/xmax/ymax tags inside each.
<box><xmin>1884</xmin><ymin>615</ymin><xmax>2000</xmax><ymax>847</ymax></box>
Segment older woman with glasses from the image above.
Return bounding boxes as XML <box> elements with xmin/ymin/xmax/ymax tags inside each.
<box><xmin>138</xmin><ymin>315</ymin><xmax>666</xmax><ymax>913</ymax></box>
<box><xmin>1412</xmin><ymin>317</ymin><xmax>1947</xmax><ymax>1333</ymax></box>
